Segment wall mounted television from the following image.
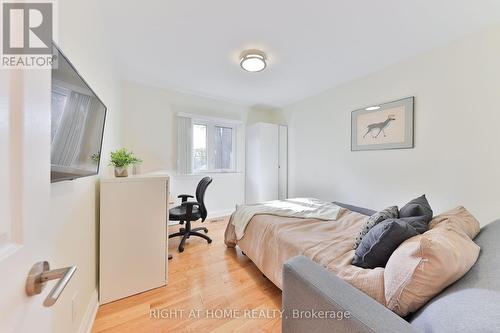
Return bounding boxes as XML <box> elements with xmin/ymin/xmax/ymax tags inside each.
<box><xmin>51</xmin><ymin>43</ymin><xmax>107</xmax><ymax>182</ymax></box>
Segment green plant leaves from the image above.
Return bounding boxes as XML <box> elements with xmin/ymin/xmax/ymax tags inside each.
<box><xmin>109</xmin><ymin>148</ymin><xmax>143</xmax><ymax>168</ymax></box>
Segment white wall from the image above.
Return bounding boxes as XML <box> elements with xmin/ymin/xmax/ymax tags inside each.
<box><xmin>120</xmin><ymin>81</ymin><xmax>288</xmax><ymax>168</ymax></box>
<box><xmin>120</xmin><ymin>80</ymin><xmax>248</xmax><ymax>216</ymax></box>
<box><xmin>120</xmin><ymin>80</ymin><xmax>247</xmax><ymax>172</ymax></box>
<box><xmin>170</xmin><ymin>174</ymin><xmax>244</xmax><ymax>217</ymax></box>
<box><xmin>285</xmin><ymin>25</ymin><xmax>500</xmax><ymax>225</ymax></box>
<box><xmin>246</xmin><ymin>105</ymin><xmax>286</xmax><ymax>126</ymax></box>
<box><xmin>120</xmin><ymin>81</ymin><xmax>292</xmax><ymax>216</ymax></box>
<box><xmin>50</xmin><ymin>1</ymin><xmax>121</xmax><ymax>332</ymax></box>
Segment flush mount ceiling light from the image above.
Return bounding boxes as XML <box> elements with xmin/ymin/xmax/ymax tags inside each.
<box><xmin>240</xmin><ymin>49</ymin><xmax>267</xmax><ymax>72</ymax></box>
<box><xmin>365</xmin><ymin>106</ymin><xmax>381</xmax><ymax>111</ymax></box>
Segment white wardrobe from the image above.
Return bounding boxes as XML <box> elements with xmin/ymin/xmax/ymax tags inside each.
<box><xmin>246</xmin><ymin>122</ymin><xmax>288</xmax><ymax>204</ymax></box>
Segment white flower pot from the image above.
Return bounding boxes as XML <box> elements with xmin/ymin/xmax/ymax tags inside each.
<box><xmin>114</xmin><ymin>167</ymin><xmax>128</xmax><ymax>177</ymax></box>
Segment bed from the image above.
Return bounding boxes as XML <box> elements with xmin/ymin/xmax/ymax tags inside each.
<box><xmin>224</xmin><ymin>201</ymin><xmax>387</xmax><ymax>305</ymax></box>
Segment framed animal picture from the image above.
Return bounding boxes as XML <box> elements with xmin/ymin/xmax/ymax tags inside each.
<box><xmin>351</xmin><ymin>97</ymin><xmax>414</xmax><ymax>151</ymax></box>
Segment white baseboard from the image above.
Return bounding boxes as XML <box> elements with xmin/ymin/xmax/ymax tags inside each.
<box><xmin>78</xmin><ymin>289</ymin><xmax>99</xmax><ymax>333</ymax></box>
<box><xmin>208</xmin><ymin>209</ymin><xmax>233</xmax><ymax>219</ymax></box>
<box><xmin>168</xmin><ymin>209</ymin><xmax>233</xmax><ymax>226</ymax></box>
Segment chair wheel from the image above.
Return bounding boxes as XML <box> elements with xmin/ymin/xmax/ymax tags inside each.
<box><xmin>204</xmin><ymin>229</ymin><xmax>208</xmax><ymax>233</ymax></box>
<box><xmin>178</xmin><ymin>246</ymin><xmax>184</xmax><ymax>253</ymax></box>
<box><xmin>207</xmin><ymin>239</ymin><xmax>212</xmax><ymax>244</ymax></box>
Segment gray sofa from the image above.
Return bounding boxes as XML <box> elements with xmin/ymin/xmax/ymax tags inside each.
<box><xmin>282</xmin><ymin>203</ymin><xmax>500</xmax><ymax>333</ymax></box>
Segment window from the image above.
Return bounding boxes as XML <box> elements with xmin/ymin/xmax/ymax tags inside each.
<box><xmin>192</xmin><ymin>124</ymin><xmax>208</xmax><ymax>171</ymax></box>
<box><xmin>177</xmin><ymin>114</ymin><xmax>239</xmax><ymax>174</ymax></box>
<box><xmin>192</xmin><ymin>121</ymin><xmax>236</xmax><ymax>172</ymax></box>
<box><xmin>214</xmin><ymin>126</ymin><xmax>233</xmax><ymax>170</ymax></box>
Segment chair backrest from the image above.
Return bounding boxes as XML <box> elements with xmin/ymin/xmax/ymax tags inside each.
<box><xmin>196</xmin><ymin>176</ymin><xmax>212</xmax><ymax>221</ymax></box>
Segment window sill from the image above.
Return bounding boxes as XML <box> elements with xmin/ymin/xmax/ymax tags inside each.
<box><xmin>172</xmin><ymin>172</ymin><xmax>244</xmax><ymax>179</ymax></box>
<box><xmin>192</xmin><ymin>170</ymin><xmax>237</xmax><ymax>174</ymax></box>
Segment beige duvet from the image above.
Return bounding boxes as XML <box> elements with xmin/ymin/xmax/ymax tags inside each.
<box><xmin>224</xmin><ymin>208</ymin><xmax>386</xmax><ymax>305</ymax></box>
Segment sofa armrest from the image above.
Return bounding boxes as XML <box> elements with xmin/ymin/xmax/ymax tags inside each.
<box><xmin>282</xmin><ymin>256</ymin><xmax>416</xmax><ymax>333</ymax></box>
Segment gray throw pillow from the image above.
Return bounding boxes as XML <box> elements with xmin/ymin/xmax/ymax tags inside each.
<box><xmin>353</xmin><ymin>206</ymin><xmax>399</xmax><ymax>250</ymax></box>
<box><xmin>399</xmin><ymin>195</ymin><xmax>433</xmax><ymax>233</ymax></box>
<box><xmin>352</xmin><ymin>218</ymin><xmax>419</xmax><ymax>269</ymax></box>
<box><xmin>352</xmin><ymin>195</ymin><xmax>434</xmax><ymax>269</ymax></box>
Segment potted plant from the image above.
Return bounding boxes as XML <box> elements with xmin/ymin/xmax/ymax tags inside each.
<box><xmin>91</xmin><ymin>152</ymin><xmax>100</xmax><ymax>164</ymax></box>
<box><xmin>109</xmin><ymin>148</ymin><xmax>142</xmax><ymax>177</ymax></box>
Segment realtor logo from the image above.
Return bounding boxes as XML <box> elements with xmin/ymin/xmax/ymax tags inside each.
<box><xmin>1</xmin><ymin>1</ymin><xmax>55</xmax><ymax>68</ymax></box>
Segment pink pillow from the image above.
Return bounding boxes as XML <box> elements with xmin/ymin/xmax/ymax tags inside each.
<box><xmin>384</xmin><ymin>207</ymin><xmax>480</xmax><ymax>316</ymax></box>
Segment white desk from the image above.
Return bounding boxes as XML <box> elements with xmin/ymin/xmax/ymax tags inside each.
<box><xmin>99</xmin><ymin>174</ymin><xmax>169</xmax><ymax>304</ymax></box>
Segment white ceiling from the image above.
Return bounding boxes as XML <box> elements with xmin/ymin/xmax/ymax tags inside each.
<box><xmin>101</xmin><ymin>0</ymin><xmax>500</xmax><ymax>107</ymax></box>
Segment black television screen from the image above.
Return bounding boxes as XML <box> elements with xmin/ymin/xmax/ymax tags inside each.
<box><xmin>51</xmin><ymin>44</ymin><xmax>107</xmax><ymax>182</ymax></box>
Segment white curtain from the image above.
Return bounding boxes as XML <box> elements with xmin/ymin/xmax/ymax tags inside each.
<box><xmin>51</xmin><ymin>91</ymin><xmax>92</xmax><ymax>166</ymax></box>
<box><xmin>177</xmin><ymin>115</ymin><xmax>193</xmax><ymax>174</ymax></box>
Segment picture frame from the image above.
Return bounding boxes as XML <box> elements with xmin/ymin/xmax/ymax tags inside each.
<box><xmin>351</xmin><ymin>96</ymin><xmax>414</xmax><ymax>151</ymax></box>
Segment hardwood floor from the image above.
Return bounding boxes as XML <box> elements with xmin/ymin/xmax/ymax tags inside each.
<box><xmin>92</xmin><ymin>217</ymin><xmax>282</xmax><ymax>333</ymax></box>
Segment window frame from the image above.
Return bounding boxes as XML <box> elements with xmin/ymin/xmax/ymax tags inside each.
<box><xmin>190</xmin><ymin>117</ymin><xmax>238</xmax><ymax>173</ymax></box>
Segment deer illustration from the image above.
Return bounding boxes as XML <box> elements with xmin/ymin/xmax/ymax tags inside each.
<box><xmin>362</xmin><ymin>115</ymin><xmax>396</xmax><ymax>139</ymax></box>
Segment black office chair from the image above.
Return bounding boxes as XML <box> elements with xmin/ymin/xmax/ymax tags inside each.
<box><xmin>168</xmin><ymin>176</ymin><xmax>213</xmax><ymax>252</ymax></box>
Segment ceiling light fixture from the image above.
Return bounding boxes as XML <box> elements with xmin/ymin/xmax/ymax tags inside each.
<box><xmin>365</xmin><ymin>106</ymin><xmax>381</xmax><ymax>111</ymax></box>
<box><xmin>240</xmin><ymin>49</ymin><xmax>267</xmax><ymax>72</ymax></box>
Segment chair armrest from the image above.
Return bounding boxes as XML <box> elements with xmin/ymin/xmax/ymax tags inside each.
<box><xmin>178</xmin><ymin>194</ymin><xmax>194</xmax><ymax>202</ymax></box>
<box><xmin>282</xmin><ymin>256</ymin><xmax>416</xmax><ymax>333</ymax></box>
<box><xmin>181</xmin><ymin>201</ymin><xmax>200</xmax><ymax>217</ymax></box>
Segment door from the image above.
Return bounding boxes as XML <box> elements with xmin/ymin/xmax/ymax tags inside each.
<box><xmin>246</xmin><ymin>123</ymin><xmax>278</xmax><ymax>203</ymax></box>
<box><xmin>278</xmin><ymin>125</ymin><xmax>288</xmax><ymax>200</ymax></box>
<box><xmin>257</xmin><ymin>123</ymin><xmax>279</xmax><ymax>202</ymax></box>
<box><xmin>0</xmin><ymin>68</ymin><xmax>53</xmax><ymax>332</ymax></box>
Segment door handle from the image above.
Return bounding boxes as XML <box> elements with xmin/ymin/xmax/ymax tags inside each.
<box><xmin>25</xmin><ymin>261</ymin><xmax>77</xmax><ymax>307</ymax></box>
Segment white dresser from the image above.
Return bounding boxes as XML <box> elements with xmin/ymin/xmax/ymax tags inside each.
<box><xmin>99</xmin><ymin>174</ymin><xmax>169</xmax><ymax>304</ymax></box>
